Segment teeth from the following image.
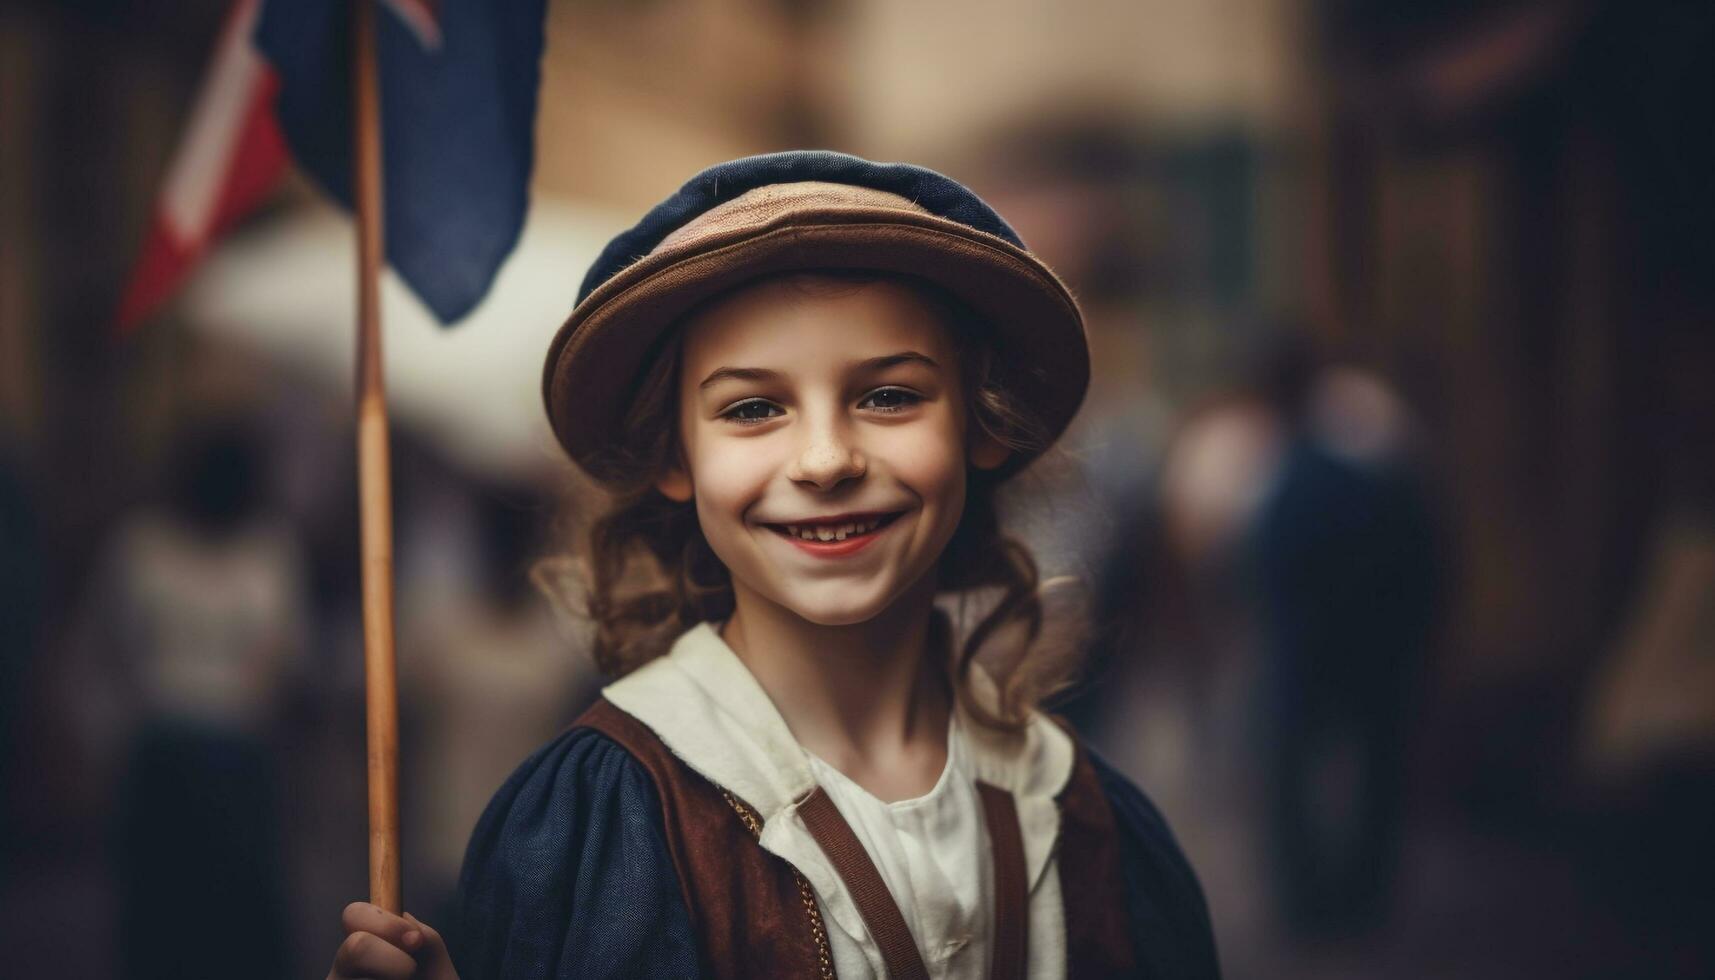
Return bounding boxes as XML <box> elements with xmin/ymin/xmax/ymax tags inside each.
<box><xmin>779</xmin><ymin>516</ymin><xmax>888</xmax><ymax>542</ymax></box>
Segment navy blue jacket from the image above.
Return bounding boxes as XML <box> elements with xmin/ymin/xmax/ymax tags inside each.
<box><xmin>453</xmin><ymin>725</ymin><xmax>1219</xmax><ymax>979</ymax></box>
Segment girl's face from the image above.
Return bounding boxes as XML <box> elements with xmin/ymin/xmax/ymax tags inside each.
<box><xmin>660</xmin><ymin>276</ymin><xmax>1007</xmax><ymax>626</ymax></box>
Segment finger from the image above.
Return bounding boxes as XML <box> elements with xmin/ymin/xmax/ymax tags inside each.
<box><xmin>342</xmin><ymin>902</ymin><xmax>416</xmax><ymax>949</ymax></box>
<box><xmin>332</xmin><ymin>930</ymin><xmax>417</xmax><ymax>980</ymax></box>
<box><xmin>401</xmin><ymin>912</ymin><xmax>445</xmax><ymax>953</ymax></box>
<box><xmin>403</xmin><ymin>913</ymin><xmax>460</xmax><ymax>980</ymax></box>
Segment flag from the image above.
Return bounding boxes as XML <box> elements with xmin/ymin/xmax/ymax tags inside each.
<box><xmin>119</xmin><ymin>0</ymin><xmax>549</xmax><ymax>332</ymax></box>
<box><xmin>257</xmin><ymin>0</ymin><xmax>547</xmax><ymax>324</ymax></box>
<box><xmin>117</xmin><ymin>0</ymin><xmax>288</xmax><ymax>334</ymax></box>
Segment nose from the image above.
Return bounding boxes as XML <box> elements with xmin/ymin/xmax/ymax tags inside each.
<box><xmin>786</xmin><ymin>418</ymin><xmax>866</xmax><ymax>490</ymax></box>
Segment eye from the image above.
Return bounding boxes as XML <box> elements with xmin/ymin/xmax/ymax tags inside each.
<box><xmin>859</xmin><ymin>387</ymin><xmax>923</xmax><ymax>413</ymax></box>
<box><xmin>720</xmin><ymin>398</ymin><xmax>784</xmax><ymax>424</ymax></box>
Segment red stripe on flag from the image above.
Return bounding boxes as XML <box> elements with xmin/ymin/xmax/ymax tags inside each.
<box><xmin>116</xmin><ymin>71</ymin><xmax>287</xmax><ymax>334</ymax></box>
<box><xmin>207</xmin><ymin>70</ymin><xmax>287</xmax><ymax>242</ymax></box>
<box><xmin>114</xmin><ymin>216</ymin><xmax>196</xmax><ymax>336</ymax></box>
<box><xmin>115</xmin><ymin>0</ymin><xmax>289</xmax><ymax>335</ymax></box>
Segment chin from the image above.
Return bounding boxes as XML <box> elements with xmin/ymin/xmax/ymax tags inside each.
<box><xmin>770</xmin><ymin>580</ymin><xmax>900</xmax><ymax>627</ymax></box>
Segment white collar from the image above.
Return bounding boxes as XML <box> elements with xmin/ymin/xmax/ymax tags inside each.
<box><xmin>602</xmin><ymin>622</ymin><xmax>1075</xmax><ymax>923</ymax></box>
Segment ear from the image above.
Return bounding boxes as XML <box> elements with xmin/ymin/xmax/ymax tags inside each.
<box><xmin>655</xmin><ymin>460</ymin><xmax>694</xmax><ymax>502</ymax></box>
<box><xmin>967</xmin><ymin>430</ymin><xmax>1011</xmax><ymax>471</ymax></box>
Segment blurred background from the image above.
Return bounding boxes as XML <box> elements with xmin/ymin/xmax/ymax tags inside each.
<box><xmin>3</xmin><ymin>0</ymin><xmax>1714</xmax><ymax>977</ymax></box>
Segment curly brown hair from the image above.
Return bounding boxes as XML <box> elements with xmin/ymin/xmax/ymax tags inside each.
<box><xmin>538</xmin><ymin>270</ymin><xmax>1084</xmax><ymax>731</ymax></box>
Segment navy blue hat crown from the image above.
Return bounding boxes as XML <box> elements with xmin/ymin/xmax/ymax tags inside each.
<box><xmin>576</xmin><ymin>150</ymin><xmax>1026</xmax><ymax>304</ymax></box>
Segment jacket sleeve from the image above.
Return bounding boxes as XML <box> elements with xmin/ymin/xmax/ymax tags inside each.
<box><xmin>1089</xmin><ymin>751</ymin><xmax>1223</xmax><ymax>980</ymax></box>
<box><xmin>452</xmin><ymin>726</ymin><xmax>701</xmax><ymax>980</ymax></box>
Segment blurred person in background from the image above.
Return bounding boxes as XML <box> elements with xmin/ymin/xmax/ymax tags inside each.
<box><xmin>1577</xmin><ymin>504</ymin><xmax>1715</xmax><ymax>945</ymax></box>
<box><xmin>69</xmin><ymin>416</ymin><xmax>309</xmax><ymax>980</ymax></box>
<box><xmin>1246</xmin><ymin>337</ymin><xmax>1441</xmax><ymax>941</ymax></box>
<box><xmin>1161</xmin><ymin>331</ymin><xmax>1441</xmax><ymax>943</ymax></box>
<box><xmin>1574</xmin><ymin>321</ymin><xmax>1715</xmax><ymax>949</ymax></box>
<box><xmin>400</xmin><ymin>483</ymin><xmax>602</xmax><ymax>930</ymax></box>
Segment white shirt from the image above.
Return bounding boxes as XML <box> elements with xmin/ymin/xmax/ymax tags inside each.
<box><xmin>807</xmin><ymin>713</ymin><xmax>988</xmax><ymax>976</ymax></box>
<box><xmin>603</xmin><ymin>623</ymin><xmax>1076</xmax><ymax>980</ymax></box>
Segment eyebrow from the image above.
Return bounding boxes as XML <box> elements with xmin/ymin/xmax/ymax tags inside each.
<box><xmin>856</xmin><ymin>351</ymin><xmax>940</xmax><ymax>373</ymax></box>
<box><xmin>697</xmin><ymin>366</ymin><xmax>782</xmax><ymax>390</ymax></box>
<box><xmin>697</xmin><ymin>351</ymin><xmax>940</xmax><ymax>390</ymax></box>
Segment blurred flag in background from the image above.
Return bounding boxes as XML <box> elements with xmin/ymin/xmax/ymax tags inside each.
<box><xmin>116</xmin><ymin>0</ymin><xmax>286</xmax><ymax>334</ymax></box>
<box><xmin>118</xmin><ymin>0</ymin><xmax>548</xmax><ymax>333</ymax></box>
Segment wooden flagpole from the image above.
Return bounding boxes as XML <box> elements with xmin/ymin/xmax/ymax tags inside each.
<box><xmin>352</xmin><ymin>0</ymin><xmax>402</xmax><ymax>914</ymax></box>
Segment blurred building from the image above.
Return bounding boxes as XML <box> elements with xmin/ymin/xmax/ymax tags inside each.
<box><xmin>1304</xmin><ymin>0</ymin><xmax>1715</xmax><ymax>814</ymax></box>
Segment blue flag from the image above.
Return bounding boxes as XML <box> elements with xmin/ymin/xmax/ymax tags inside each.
<box><xmin>256</xmin><ymin>0</ymin><xmax>548</xmax><ymax>324</ymax></box>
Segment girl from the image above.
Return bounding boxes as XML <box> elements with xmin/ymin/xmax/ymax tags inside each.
<box><xmin>327</xmin><ymin>151</ymin><xmax>1219</xmax><ymax>980</ymax></box>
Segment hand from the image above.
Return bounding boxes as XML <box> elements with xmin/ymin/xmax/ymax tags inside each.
<box><xmin>327</xmin><ymin>902</ymin><xmax>460</xmax><ymax>980</ymax></box>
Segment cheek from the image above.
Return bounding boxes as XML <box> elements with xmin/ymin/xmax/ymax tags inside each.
<box><xmin>883</xmin><ymin>415</ymin><xmax>968</xmax><ymax>507</ymax></box>
<box><xmin>687</xmin><ymin>436</ymin><xmax>777</xmax><ymax>515</ymax></box>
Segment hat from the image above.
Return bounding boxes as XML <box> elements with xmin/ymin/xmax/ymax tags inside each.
<box><xmin>542</xmin><ymin>150</ymin><xmax>1088</xmax><ymax>484</ymax></box>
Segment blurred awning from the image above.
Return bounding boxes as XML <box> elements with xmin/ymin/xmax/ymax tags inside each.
<box><xmin>182</xmin><ymin>195</ymin><xmax>630</xmax><ymax>478</ymax></box>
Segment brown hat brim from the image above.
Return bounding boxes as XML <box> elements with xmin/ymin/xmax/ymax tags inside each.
<box><xmin>543</xmin><ymin>205</ymin><xmax>1088</xmax><ymax>485</ymax></box>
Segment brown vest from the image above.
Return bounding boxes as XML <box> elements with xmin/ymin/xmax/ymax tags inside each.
<box><xmin>575</xmin><ymin>698</ymin><xmax>1139</xmax><ymax>978</ymax></box>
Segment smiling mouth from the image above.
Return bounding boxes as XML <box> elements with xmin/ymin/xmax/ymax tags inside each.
<box><xmin>762</xmin><ymin>511</ymin><xmax>904</xmax><ymax>543</ymax></box>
